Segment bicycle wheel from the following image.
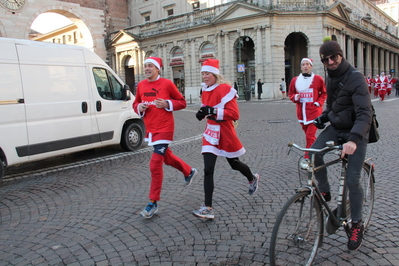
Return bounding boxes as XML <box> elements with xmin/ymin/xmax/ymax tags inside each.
<box><xmin>269</xmin><ymin>191</ymin><xmax>323</xmax><ymax>266</ymax></box>
<box><xmin>360</xmin><ymin>162</ymin><xmax>375</xmax><ymax>228</ymax></box>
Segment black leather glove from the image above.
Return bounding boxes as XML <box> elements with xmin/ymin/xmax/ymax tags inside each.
<box><xmin>313</xmin><ymin>116</ymin><xmax>327</xmax><ymax>129</ymax></box>
<box><xmin>196</xmin><ymin>110</ymin><xmax>206</xmax><ymax>121</ymax></box>
<box><xmin>200</xmin><ymin>106</ymin><xmax>216</xmax><ymax>115</ymax></box>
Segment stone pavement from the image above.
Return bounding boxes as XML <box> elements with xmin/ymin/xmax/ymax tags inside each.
<box><xmin>1</xmin><ymin>97</ymin><xmax>399</xmax><ymax>265</ymax></box>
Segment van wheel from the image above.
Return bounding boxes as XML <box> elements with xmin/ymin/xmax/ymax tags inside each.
<box><xmin>0</xmin><ymin>159</ymin><xmax>4</xmax><ymax>182</ymax></box>
<box><xmin>120</xmin><ymin>122</ymin><xmax>144</xmax><ymax>151</ymax></box>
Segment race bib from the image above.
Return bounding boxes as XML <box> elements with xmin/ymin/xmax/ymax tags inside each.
<box><xmin>300</xmin><ymin>89</ymin><xmax>314</xmax><ymax>103</ymax></box>
<box><xmin>204</xmin><ymin>123</ymin><xmax>221</xmax><ymax>145</ymax></box>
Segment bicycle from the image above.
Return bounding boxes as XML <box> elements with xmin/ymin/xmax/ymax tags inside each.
<box><xmin>269</xmin><ymin>141</ymin><xmax>375</xmax><ymax>266</ymax></box>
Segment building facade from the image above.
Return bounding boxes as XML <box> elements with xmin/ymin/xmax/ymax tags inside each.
<box><xmin>0</xmin><ymin>0</ymin><xmax>129</xmax><ymax>61</ymax></box>
<box><xmin>109</xmin><ymin>0</ymin><xmax>399</xmax><ymax>100</ymax></box>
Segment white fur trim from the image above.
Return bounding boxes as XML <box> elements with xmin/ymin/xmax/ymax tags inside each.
<box><xmin>201</xmin><ymin>65</ymin><xmax>220</xmax><ymax>75</ymax></box>
<box><xmin>201</xmin><ymin>145</ymin><xmax>246</xmax><ymax>158</ymax></box>
<box><xmin>144</xmin><ymin>58</ymin><xmax>161</xmax><ymax>69</ymax></box>
<box><xmin>295</xmin><ymin>73</ymin><xmax>315</xmax><ymax>92</ymax></box>
<box><xmin>301</xmin><ymin>58</ymin><xmax>313</xmax><ymax>66</ymax></box>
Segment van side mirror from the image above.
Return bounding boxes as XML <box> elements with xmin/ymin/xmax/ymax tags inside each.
<box><xmin>122</xmin><ymin>84</ymin><xmax>131</xmax><ymax>101</ymax></box>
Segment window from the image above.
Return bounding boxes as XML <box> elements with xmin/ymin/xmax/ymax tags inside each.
<box><xmin>163</xmin><ymin>4</ymin><xmax>175</xmax><ymax>16</ymax></box>
<box><xmin>93</xmin><ymin>68</ymin><xmax>124</xmax><ymax>100</ymax></box>
<box><xmin>144</xmin><ymin>15</ymin><xmax>150</xmax><ymax>22</ymax></box>
<box><xmin>192</xmin><ymin>1</ymin><xmax>200</xmax><ymax>10</ymax></box>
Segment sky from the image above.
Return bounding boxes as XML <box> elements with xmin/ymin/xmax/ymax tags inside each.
<box><xmin>30</xmin><ymin>13</ymin><xmax>73</xmax><ymax>34</ymax></box>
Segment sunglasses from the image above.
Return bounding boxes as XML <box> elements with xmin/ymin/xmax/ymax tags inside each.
<box><xmin>321</xmin><ymin>54</ymin><xmax>339</xmax><ymax>64</ymax></box>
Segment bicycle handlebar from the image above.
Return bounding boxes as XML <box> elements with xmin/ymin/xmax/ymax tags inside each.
<box><xmin>288</xmin><ymin>142</ymin><xmax>342</xmax><ymax>153</ymax></box>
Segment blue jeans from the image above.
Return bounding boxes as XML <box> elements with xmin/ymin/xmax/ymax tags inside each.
<box><xmin>311</xmin><ymin>125</ymin><xmax>368</xmax><ymax>222</ymax></box>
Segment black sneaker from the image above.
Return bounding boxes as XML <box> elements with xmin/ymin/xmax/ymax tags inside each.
<box><xmin>347</xmin><ymin>220</ymin><xmax>364</xmax><ymax>250</ymax></box>
<box><xmin>321</xmin><ymin>191</ymin><xmax>331</xmax><ymax>202</ymax></box>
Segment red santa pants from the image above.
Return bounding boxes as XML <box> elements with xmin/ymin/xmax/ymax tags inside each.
<box><xmin>379</xmin><ymin>89</ymin><xmax>387</xmax><ymax>101</ymax></box>
<box><xmin>374</xmin><ymin>88</ymin><xmax>379</xmax><ymax>97</ymax></box>
<box><xmin>149</xmin><ymin>146</ymin><xmax>191</xmax><ymax>201</ymax></box>
<box><xmin>301</xmin><ymin>123</ymin><xmax>318</xmax><ymax>159</ymax></box>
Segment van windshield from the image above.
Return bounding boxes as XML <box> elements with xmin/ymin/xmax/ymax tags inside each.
<box><xmin>93</xmin><ymin>68</ymin><xmax>123</xmax><ymax>100</ymax></box>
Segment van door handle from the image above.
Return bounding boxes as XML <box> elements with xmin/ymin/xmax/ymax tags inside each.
<box><xmin>96</xmin><ymin>101</ymin><xmax>102</xmax><ymax>112</ymax></box>
<box><xmin>82</xmin><ymin>102</ymin><xmax>88</xmax><ymax>113</ymax></box>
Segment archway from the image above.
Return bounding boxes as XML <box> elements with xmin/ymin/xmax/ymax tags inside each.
<box><xmin>235</xmin><ymin>36</ymin><xmax>255</xmax><ymax>99</ymax></box>
<box><xmin>284</xmin><ymin>33</ymin><xmax>308</xmax><ymax>85</ymax></box>
<box><xmin>29</xmin><ymin>10</ymin><xmax>94</xmax><ymax>51</ymax></box>
<box><xmin>124</xmin><ymin>56</ymin><xmax>136</xmax><ymax>95</ymax></box>
<box><xmin>171</xmin><ymin>47</ymin><xmax>185</xmax><ymax>96</ymax></box>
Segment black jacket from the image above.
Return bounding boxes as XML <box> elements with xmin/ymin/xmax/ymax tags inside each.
<box><xmin>321</xmin><ymin>59</ymin><xmax>372</xmax><ymax>144</ymax></box>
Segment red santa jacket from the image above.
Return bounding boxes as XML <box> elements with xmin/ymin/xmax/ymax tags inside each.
<box><xmin>200</xmin><ymin>83</ymin><xmax>245</xmax><ymax>158</ymax></box>
<box><xmin>133</xmin><ymin>76</ymin><xmax>186</xmax><ymax>145</ymax></box>
<box><xmin>288</xmin><ymin>73</ymin><xmax>327</xmax><ymax>125</ymax></box>
<box><xmin>373</xmin><ymin>77</ymin><xmax>380</xmax><ymax>89</ymax></box>
<box><xmin>366</xmin><ymin>77</ymin><xmax>373</xmax><ymax>88</ymax></box>
<box><xmin>379</xmin><ymin>76</ymin><xmax>388</xmax><ymax>90</ymax></box>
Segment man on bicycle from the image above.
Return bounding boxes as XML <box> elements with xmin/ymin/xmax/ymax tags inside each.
<box><xmin>313</xmin><ymin>37</ymin><xmax>373</xmax><ymax>250</ymax></box>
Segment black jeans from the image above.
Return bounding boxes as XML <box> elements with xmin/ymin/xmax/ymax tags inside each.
<box><xmin>203</xmin><ymin>153</ymin><xmax>253</xmax><ymax>207</ymax></box>
<box><xmin>311</xmin><ymin>125</ymin><xmax>368</xmax><ymax>222</ymax></box>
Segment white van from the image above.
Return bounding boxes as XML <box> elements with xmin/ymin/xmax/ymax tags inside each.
<box><xmin>0</xmin><ymin>38</ymin><xmax>144</xmax><ymax>180</ymax></box>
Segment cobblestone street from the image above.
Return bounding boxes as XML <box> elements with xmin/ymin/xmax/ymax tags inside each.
<box><xmin>1</xmin><ymin>97</ymin><xmax>399</xmax><ymax>265</ymax></box>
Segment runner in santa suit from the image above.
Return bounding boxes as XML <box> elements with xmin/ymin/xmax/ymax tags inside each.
<box><xmin>379</xmin><ymin>72</ymin><xmax>388</xmax><ymax>101</ymax></box>
<box><xmin>373</xmin><ymin>74</ymin><xmax>380</xmax><ymax>97</ymax></box>
<box><xmin>289</xmin><ymin>58</ymin><xmax>326</xmax><ymax>160</ymax></box>
<box><xmin>365</xmin><ymin>74</ymin><xmax>373</xmax><ymax>94</ymax></box>
<box><xmin>133</xmin><ymin>57</ymin><xmax>197</xmax><ymax>219</ymax></box>
<box><xmin>387</xmin><ymin>74</ymin><xmax>394</xmax><ymax>96</ymax></box>
<box><xmin>192</xmin><ymin>59</ymin><xmax>259</xmax><ymax>220</ymax></box>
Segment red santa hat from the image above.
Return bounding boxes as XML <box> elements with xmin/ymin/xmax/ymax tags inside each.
<box><xmin>301</xmin><ymin>58</ymin><xmax>313</xmax><ymax>66</ymax></box>
<box><xmin>201</xmin><ymin>59</ymin><xmax>220</xmax><ymax>75</ymax></box>
<box><xmin>144</xmin><ymin>57</ymin><xmax>163</xmax><ymax>70</ymax></box>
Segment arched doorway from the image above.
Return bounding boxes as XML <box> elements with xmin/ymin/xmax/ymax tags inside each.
<box><xmin>235</xmin><ymin>36</ymin><xmax>255</xmax><ymax>99</ymax></box>
<box><xmin>171</xmin><ymin>47</ymin><xmax>185</xmax><ymax>97</ymax></box>
<box><xmin>124</xmin><ymin>56</ymin><xmax>136</xmax><ymax>94</ymax></box>
<box><xmin>284</xmin><ymin>33</ymin><xmax>308</xmax><ymax>85</ymax></box>
<box><xmin>28</xmin><ymin>10</ymin><xmax>97</xmax><ymax>55</ymax></box>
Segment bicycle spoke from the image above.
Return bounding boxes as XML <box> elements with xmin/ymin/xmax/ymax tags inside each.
<box><xmin>360</xmin><ymin>163</ymin><xmax>375</xmax><ymax>228</ymax></box>
<box><xmin>270</xmin><ymin>191</ymin><xmax>323</xmax><ymax>266</ymax></box>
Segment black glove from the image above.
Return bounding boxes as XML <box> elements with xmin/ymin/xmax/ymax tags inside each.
<box><xmin>313</xmin><ymin>116</ymin><xmax>327</xmax><ymax>129</ymax></box>
<box><xmin>196</xmin><ymin>110</ymin><xmax>206</xmax><ymax>121</ymax></box>
<box><xmin>200</xmin><ymin>106</ymin><xmax>216</xmax><ymax>115</ymax></box>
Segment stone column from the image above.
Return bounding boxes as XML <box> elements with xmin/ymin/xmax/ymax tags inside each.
<box><xmin>339</xmin><ymin>32</ymin><xmax>346</xmax><ymax>58</ymax></box>
<box><xmin>265</xmin><ymin>25</ymin><xmax>272</xmax><ymax>63</ymax></box>
<box><xmin>264</xmin><ymin>25</ymin><xmax>273</xmax><ymax>98</ymax></box>
<box><xmin>379</xmin><ymin>48</ymin><xmax>384</xmax><ymax>74</ymax></box>
<box><xmin>356</xmin><ymin>40</ymin><xmax>364</xmax><ymax>74</ymax></box>
<box><xmin>364</xmin><ymin>43</ymin><xmax>372</xmax><ymax>76</ymax></box>
<box><xmin>374</xmin><ymin>46</ymin><xmax>379</xmax><ymax>75</ymax></box>
<box><xmin>224</xmin><ymin>32</ymin><xmax>232</xmax><ymax>80</ymax></box>
<box><xmin>346</xmin><ymin>36</ymin><xmax>354</xmax><ymax>66</ymax></box>
<box><xmin>385</xmin><ymin>50</ymin><xmax>390</xmax><ymax>74</ymax></box>
<box><xmin>184</xmin><ymin>39</ymin><xmax>191</xmax><ymax>88</ymax></box>
<box><xmin>255</xmin><ymin>25</ymin><xmax>263</xmax><ymax>82</ymax></box>
<box><xmin>218</xmin><ymin>32</ymin><xmax>224</xmax><ymax>75</ymax></box>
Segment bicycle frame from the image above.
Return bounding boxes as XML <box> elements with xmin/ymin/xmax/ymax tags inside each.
<box><xmin>292</xmin><ymin>143</ymin><xmax>350</xmax><ymax>232</ymax></box>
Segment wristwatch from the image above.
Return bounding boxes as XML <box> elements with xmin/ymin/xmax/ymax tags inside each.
<box><xmin>0</xmin><ymin>0</ymin><xmax>26</xmax><ymax>11</ymax></box>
